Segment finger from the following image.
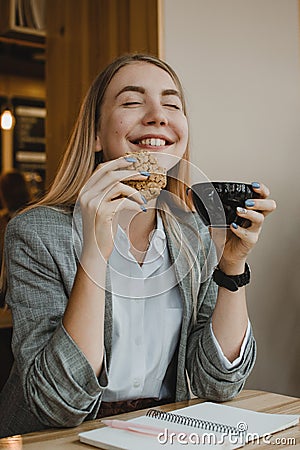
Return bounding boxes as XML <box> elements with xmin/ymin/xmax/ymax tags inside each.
<box><xmin>110</xmin><ymin>169</ymin><xmax>150</xmax><ymax>183</ymax></box>
<box><xmin>105</xmin><ymin>196</ymin><xmax>148</xmax><ymax>218</ymax></box>
<box><xmin>80</xmin><ymin>179</ymin><xmax>147</xmax><ymax>213</ymax></box>
<box><xmin>236</xmin><ymin>207</ymin><xmax>264</xmax><ymax>231</ymax></box>
<box><xmin>229</xmin><ymin>222</ymin><xmax>259</xmax><ymax>247</ymax></box>
<box><xmin>81</xmin><ymin>168</ymin><xmax>149</xmax><ymax>199</ymax></box>
<box><xmin>87</xmin><ymin>155</ymin><xmax>141</xmax><ymax>189</ymax></box>
<box><xmin>250</xmin><ymin>181</ymin><xmax>270</xmax><ymax>199</ymax></box>
<box><xmin>91</xmin><ymin>168</ymin><xmax>149</xmax><ymax>190</ymax></box>
<box><xmin>105</xmin><ymin>182</ymin><xmax>148</xmax><ymax>205</ymax></box>
<box><xmin>97</xmin><ymin>154</ymin><xmax>139</xmax><ymax>173</ymax></box>
<box><xmin>244</xmin><ymin>198</ymin><xmax>277</xmax><ymax>217</ymax></box>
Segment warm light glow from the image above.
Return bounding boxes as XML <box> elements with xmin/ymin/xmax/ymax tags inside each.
<box><xmin>1</xmin><ymin>109</ymin><xmax>15</xmax><ymax>130</ymax></box>
<box><xmin>0</xmin><ymin>434</ymin><xmax>23</xmax><ymax>449</ymax></box>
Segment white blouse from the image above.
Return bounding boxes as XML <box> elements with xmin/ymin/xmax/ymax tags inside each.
<box><xmin>102</xmin><ymin>213</ymin><xmax>250</xmax><ymax>402</ymax></box>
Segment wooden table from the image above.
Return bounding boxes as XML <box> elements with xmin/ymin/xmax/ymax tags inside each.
<box><xmin>0</xmin><ymin>390</ymin><xmax>299</xmax><ymax>449</ymax></box>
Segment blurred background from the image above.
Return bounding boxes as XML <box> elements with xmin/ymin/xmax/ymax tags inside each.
<box><xmin>0</xmin><ymin>0</ymin><xmax>299</xmax><ymax>397</ymax></box>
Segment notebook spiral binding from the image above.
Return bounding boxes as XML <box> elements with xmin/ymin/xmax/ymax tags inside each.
<box><xmin>146</xmin><ymin>409</ymin><xmax>240</xmax><ymax>435</ymax></box>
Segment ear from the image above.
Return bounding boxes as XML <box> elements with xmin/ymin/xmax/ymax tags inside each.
<box><xmin>95</xmin><ymin>135</ymin><xmax>102</xmax><ymax>151</ymax></box>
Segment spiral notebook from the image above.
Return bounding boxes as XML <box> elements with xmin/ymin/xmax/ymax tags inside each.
<box><xmin>79</xmin><ymin>401</ymin><xmax>299</xmax><ymax>449</ymax></box>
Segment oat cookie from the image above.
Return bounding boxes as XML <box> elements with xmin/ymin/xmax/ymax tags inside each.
<box><xmin>123</xmin><ymin>151</ymin><xmax>167</xmax><ymax>201</ymax></box>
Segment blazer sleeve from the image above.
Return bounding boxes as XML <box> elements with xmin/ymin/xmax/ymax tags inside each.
<box><xmin>4</xmin><ymin>209</ymin><xmax>107</xmax><ymax>427</ymax></box>
<box><xmin>185</xmin><ymin>226</ymin><xmax>257</xmax><ymax>402</ymax></box>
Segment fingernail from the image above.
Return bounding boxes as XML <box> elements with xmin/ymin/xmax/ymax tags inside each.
<box><xmin>186</xmin><ymin>187</ymin><xmax>190</xmax><ymax>196</ymax></box>
<box><xmin>245</xmin><ymin>199</ymin><xmax>255</xmax><ymax>207</ymax></box>
<box><xmin>140</xmin><ymin>171</ymin><xmax>150</xmax><ymax>177</ymax></box>
<box><xmin>124</xmin><ymin>156</ymin><xmax>137</xmax><ymax>162</ymax></box>
<box><xmin>140</xmin><ymin>194</ymin><xmax>148</xmax><ymax>204</ymax></box>
<box><xmin>237</xmin><ymin>207</ymin><xmax>247</xmax><ymax>214</ymax></box>
<box><xmin>140</xmin><ymin>205</ymin><xmax>147</xmax><ymax>212</ymax></box>
<box><xmin>231</xmin><ymin>222</ymin><xmax>238</xmax><ymax>229</ymax></box>
<box><xmin>252</xmin><ymin>182</ymin><xmax>260</xmax><ymax>189</ymax></box>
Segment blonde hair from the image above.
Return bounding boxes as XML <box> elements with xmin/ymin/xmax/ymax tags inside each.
<box><xmin>2</xmin><ymin>54</ymin><xmax>206</xmax><ymax>320</ymax></box>
<box><xmin>36</xmin><ymin>53</ymin><xmax>193</xmax><ymax>211</ymax></box>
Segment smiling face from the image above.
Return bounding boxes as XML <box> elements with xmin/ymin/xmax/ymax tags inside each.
<box><xmin>96</xmin><ymin>61</ymin><xmax>189</xmax><ymax>169</ymax></box>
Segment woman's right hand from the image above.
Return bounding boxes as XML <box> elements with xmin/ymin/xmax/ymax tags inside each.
<box><xmin>78</xmin><ymin>156</ymin><xmax>147</xmax><ymax>264</ymax></box>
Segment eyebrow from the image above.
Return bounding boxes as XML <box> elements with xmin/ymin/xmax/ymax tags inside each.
<box><xmin>115</xmin><ymin>86</ymin><xmax>145</xmax><ymax>98</ymax></box>
<box><xmin>162</xmin><ymin>89</ymin><xmax>181</xmax><ymax>99</ymax></box>
<box><xmin>115</xmin><ymin>86</ymin><xmax>181</xmax><ymax>99</ymax></box>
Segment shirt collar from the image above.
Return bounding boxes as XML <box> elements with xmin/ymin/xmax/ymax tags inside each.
<box><xmin>112</xmin><ymin>212</ymin><xmax>166</xmax><ymax>264</ymax></box>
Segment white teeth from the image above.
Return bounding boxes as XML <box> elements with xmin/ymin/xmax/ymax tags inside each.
<box><xmin>140</xmin><ymin>138</ymin><xmax>166</xmax><ymax>146</ymax></box>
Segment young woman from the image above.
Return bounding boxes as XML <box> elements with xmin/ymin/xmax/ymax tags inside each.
<box><xmin>0</xmin><ymin>54</ymin><xmax>276</xmax><ymax>437</ymax></box>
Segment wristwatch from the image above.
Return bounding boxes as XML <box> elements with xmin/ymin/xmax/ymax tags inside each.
<box><xmin>212</xmin><ymin>263</ymin><xmax>251</xmax><ymax>292</ymax></box>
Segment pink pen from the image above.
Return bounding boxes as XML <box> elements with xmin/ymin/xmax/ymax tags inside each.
<box><xmin>101</xmin><ymin>419</ymin><xmax>207</xmax><ymax>441</ymax></box>
<box><xmin>102</xmin><ymin>419</ymin><xmax>172</xmax><ymax>437</ymax></box>
<box><xmin>102</xmin><ymin>419</ymin><xmax>165</xmax><ymax>436</ymax></box>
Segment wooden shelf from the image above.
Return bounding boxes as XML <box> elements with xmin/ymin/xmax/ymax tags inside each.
<box><xmin>0</xmin><ymin>35</ymin><xmax>44</xmax><ymax>49</ymax></box>
<box><xmin>0</xmin><ymin>0</ymin><xmax>45</xmax><ymax>45</ymax></box>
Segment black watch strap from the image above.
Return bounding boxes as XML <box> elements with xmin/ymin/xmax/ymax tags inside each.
<box><xmin>212</xmin><ymin>263</ymin><xmax>251</xmax><ymax>292</ymax></box>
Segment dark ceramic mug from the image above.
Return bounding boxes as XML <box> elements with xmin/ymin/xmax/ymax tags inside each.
<box><xmin>191</xmin><ymin>181</ymin><xmax>260</xmax><ymax>228</ymax></box>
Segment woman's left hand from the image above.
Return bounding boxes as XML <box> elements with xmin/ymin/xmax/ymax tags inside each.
<box><xmin>210</xmin><ymin>182</ymin><xmax>276</xmax><ymax>271</ymax></box>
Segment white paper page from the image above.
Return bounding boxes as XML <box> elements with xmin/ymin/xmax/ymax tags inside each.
<box><xmin>79</xmin><ymin>401</ymin><xmax>299</xmax><ymax>450</ymax></box>
<box><xmin>131</xmin><ymin>401</ymin><xmax>298</xmax><ymax>447</ymax></box>
<box><xmin>168</xmin><ymin>402</ymin><xmax>299</xmax><ymax>437</ymax></box>
<box><xmin>79</xmin><ymin>425</ymin><xmax>231</xmax><ymax>450</ymax></box>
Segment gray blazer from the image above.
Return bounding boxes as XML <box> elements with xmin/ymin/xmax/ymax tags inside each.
<box><xmin>0</xmin><ymin>202</ymin><xmax>256</xmax><ymax>437</ymax></box>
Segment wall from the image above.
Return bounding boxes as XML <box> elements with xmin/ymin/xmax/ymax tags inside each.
<box><xmin>163</xmin><ymin>0</ymin><xmax>300</xmax><ymax>397</ymax></box>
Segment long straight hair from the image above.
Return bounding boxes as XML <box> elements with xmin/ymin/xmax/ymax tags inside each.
<box><xmin>2</xmin><ymin>54</ymin><xmax>203</xmax><ymax>318</ymax></box>
<box><xmin>36</xmin><ymin>53</ymin><xmax>193</xmax><ymax>210</ymax></box>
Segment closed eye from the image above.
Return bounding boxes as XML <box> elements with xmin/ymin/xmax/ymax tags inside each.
<box><xmin>164</xmin><ymin>104</ymin><xmax>181</xmax><ymax>110</ymax></box>
<box><xmin>123</xmin><ymin>101</ymin><xmax>142</xmax><ymax>107</ymax></box>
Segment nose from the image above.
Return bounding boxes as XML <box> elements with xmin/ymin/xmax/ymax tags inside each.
<box><xmin>142</xmin><ymin>102</ymin><xmax>168</xmax><ymax>126</ymax></box>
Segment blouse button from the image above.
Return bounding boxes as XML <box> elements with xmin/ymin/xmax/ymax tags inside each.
<box><xmin>133</xmin><ymin>378</ymin><xmax>141</xmax><ymax>388</ymax></box>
